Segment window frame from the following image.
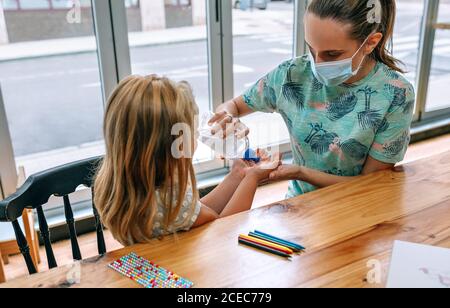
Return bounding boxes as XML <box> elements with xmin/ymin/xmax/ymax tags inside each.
<box><xmin>0</xmin><ymin>86</ymin><xmax>18</xmax><ymax>199</ymax></box>
<box><xmin>414</xmin><ymin>0</ymin><xmax>450</xmax><ymax>122</ymax></box>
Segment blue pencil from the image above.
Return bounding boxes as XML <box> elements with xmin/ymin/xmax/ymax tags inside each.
<box><xmin>254</xmin><ymin>230</ymin><xmax>305</xmax><ymax>251</ymax></box>
<box><xmin>250</xmin><ymin>232</ymin><xmax>304</xmax><ymax>252</ymax></box>
<box><xmin>248</xmin><ymin>232</ymin><xmax>302</xmax><ymax>252</ymax></box>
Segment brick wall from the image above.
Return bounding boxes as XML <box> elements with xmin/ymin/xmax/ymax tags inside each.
<box><xmin>4</xmin><ymin>8</ymin><xmax>141</xmax><ymax>43</ymax></box>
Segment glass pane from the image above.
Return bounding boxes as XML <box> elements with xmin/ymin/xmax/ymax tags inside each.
<box><xmin>19</xmin><ymin>0</ymin><xmax>50</xmax><ymax>10</ymax></box>
<box><xmin>51</xmin><ymin>0</ymin><xmax>76</xmax><ymax>9</ymax></box>
<box><xmin>2</xmin><ymin>0</ymin><xmax>18</xmax><ymax>10</ymax></box>
<box><xmin>0</xmin><ymin>0</ymin><xmax>104</xmax><ymax>175</ymax></box>
<box><xmin>51</xmin><ymin>0</ymin><xmax>92</xmax><ymax>9</ymax></box>
<box><xmin>393</xmin><ymin>0</ymin><xmax>425</xmax><ymax>85</ymax></box>
<box><xmin>232</xmin><ymin>0</ymin><xmax>293</xmax><ymax>149</ymax></box>
<box><xmin>425</xmin><ymin>1</ymin><xmax>450</xmax><ymax>112</ymax></box>
<box><xmin>126</xmin><ymin>0</ymin><xmax>214</xmax><ymax>165</ymax></box>
<box><xmin>391</xmin><ymin>1</ymin><xmax>426</xmax><ymax>117</ymax></box>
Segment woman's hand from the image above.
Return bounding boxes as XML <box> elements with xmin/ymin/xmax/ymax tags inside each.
<box><xmin>247</xmin><ymin>160</ymin><xmax>282</xmax><ymax>182</ymax></box>
<box><xmin>208</xmin><ymin>110</ymin><xmax>250</xmax><ymax>138</ymax></box>
<box><xmin>269</xmin><ymin>164</ymin><xmax>303</xmax><ymax>182</ymax></box>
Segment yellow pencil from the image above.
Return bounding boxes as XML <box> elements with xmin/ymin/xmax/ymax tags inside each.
<box><xmin>239</xmin><ymin>234</ymin><xmax>294</xmax><ymax>254</ymax></box>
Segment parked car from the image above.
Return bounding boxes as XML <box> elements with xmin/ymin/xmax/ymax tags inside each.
<box><xmin>234</xmin><ymin>0</ymin><xmax>268</xmax><ymax>10</ymax></box>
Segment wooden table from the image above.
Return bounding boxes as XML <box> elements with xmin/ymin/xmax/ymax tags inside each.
<box><xmin>0</xmin><ymin>249</ymin><xmax>5</xmax><ymax>283</ymax></box>
<box><xmin>2</xmin><ymin>151</ymin><xmax>450</xmax><ymax>288</ymax></box>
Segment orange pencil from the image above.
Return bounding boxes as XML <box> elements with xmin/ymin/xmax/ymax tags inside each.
<box><xmin>239</xmin><ymin>234</ymin><xmax>294</xmax><ymax>255</ymax></box>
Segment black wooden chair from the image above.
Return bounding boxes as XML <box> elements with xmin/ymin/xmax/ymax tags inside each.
<box><xmin>0</xmin><ymin>156</ymin><xmax>106</xmax><ymax>275</ymax></box>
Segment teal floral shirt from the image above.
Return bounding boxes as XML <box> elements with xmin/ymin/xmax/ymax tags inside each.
<box><xmin>243</xmin><ymin>56</ymin><xmax>415</xmax><ymax>198</ymax></box>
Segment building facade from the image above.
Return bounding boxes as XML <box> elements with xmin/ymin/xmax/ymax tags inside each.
<box><xmin>0</xmin><ymin>0</ymin><xmax>8</xmax><ymax>44</ymax></box>
<box><xmin>0</xmin><ymin>0</ymin><xmax>207</xmax><ymax>44</ymax></box>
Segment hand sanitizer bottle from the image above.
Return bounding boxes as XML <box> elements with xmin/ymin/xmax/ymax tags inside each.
<box><xmin>198</xmin><ymin>112</ymin><xmax>260</xmax><ymax>163</ymax></box>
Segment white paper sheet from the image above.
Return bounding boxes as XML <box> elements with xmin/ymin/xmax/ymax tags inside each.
<box><xmin>387</xmin><ymin>241</ymin><xmax>450</xmax><ymax>288</ymax></box>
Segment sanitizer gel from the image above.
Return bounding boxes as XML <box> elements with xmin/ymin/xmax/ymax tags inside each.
<box><xmin>198</xmin><ymin>112</ymin><xmax>260</xmax><ymax>163</ymax></box>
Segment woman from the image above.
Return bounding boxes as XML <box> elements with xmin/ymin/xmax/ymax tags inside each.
<box><xmin>209</xmin><ymin>0</ymin><xmax>415</xmax><ymax>198</ymax></box>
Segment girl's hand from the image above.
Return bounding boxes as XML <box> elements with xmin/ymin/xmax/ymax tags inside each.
<box><xmin>246</xmin><ymin>150</ymin><xmax>282</xmax><ymax>182</ymax></box>
<box><xmin>269</xmin><ymin>164</ymin><xmax>303</xmax><ymax>182</ymax></box>
<box><xmin>230</xmin><ymin>150</ymin><xmax>282</xmax><ymax>182</ymax></box>
<box><xmin>230</xmin><ymin>159</ymin><xmax>255</xmax><ymax>180</ymax></box>
<box><xmin>208</xmin><ymin>111</ymin><xmax>249</xmax><ymax>138</ymax></box>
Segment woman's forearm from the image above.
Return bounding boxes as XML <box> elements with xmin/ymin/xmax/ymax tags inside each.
<box><xmin>216</xmin><ymin>96</ymin><xmax>253</xmax><ymax>118</ymax></box>
<box><xmin>200</xmin><ymin>171</ymin><xmax>243</xmax><ymax>215</ymax></box>
<box><xmin>216</xmin><ymin>99</ymin><xmax>239</xmax><ymax>117</ymax></box>
<box><xmin>270</xmin><ymin>164</ymin><xmax>361</xmax><ymax>189</ymax></box>
<box><xmin>299</xmin><ymin>156</ymin><xmax>395</xmax><ymax>188</ymax></box>
<box><xmin>299</xmin><ymin>166</ymin><xmax>361</xmax><ymax>188</ymax></box>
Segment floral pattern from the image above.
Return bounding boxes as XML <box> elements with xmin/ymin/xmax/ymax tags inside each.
<box><xmin>243</xmin><ymin>57</ymin><xmax>415</xmax><ymax>197</ymax></box>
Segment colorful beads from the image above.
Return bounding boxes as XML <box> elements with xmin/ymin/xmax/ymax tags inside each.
<box><xmin>108</xmin><ymin>253</ymin><xmax>194</xmax><ymax>289</ymax></box>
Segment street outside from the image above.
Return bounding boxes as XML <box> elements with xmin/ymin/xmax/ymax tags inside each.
<box><xmin>0</xmin><ymin>1</ymin><xmax>449</xmax><ymax>174</ymax></box>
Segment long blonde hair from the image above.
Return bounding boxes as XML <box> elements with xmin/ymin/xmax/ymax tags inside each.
<box><xmin>94</xmin><ymin>75</ymin><xmax>199</xmax><ymax>246</ymax></box>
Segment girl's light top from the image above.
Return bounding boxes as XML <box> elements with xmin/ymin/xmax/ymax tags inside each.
<box><xmin>151</xmin><ymin>185</ymin><xmax>201</xmax><ymax>238</ymax></box>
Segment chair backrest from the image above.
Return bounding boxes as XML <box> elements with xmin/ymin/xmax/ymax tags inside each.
<box><xmin>0</xmin><ymin>156</ymin><xmax>106</xmax><ymax>275</ymax></box>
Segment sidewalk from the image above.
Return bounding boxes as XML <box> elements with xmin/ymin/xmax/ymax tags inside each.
<box><xmin>0</xmin><ymin>7</ymin><xmax>293</xmax><ymax>62</ymax></box>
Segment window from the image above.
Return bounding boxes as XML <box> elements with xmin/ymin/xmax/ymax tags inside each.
<box><xmin>165</xmin><ymin>0</ymin><xmax>191</xmax><ymax>7</ymax></box>
<box><xmin>124</xmin><ymin>0</ymin><xmax>219</xmax><ymax>171</ymax></box>
<box><xmin>1</xmin><ymin>0</ymin><xmax>99</xmax><ymax>10</ymax></box>
<box><xmin>390</xmin><ymin>0</ymin><xmax>425</xmax><ymax>119</ymax></box>
<box><xmin>393</xmin><ymin>0</ymin><xmax>424</xmax><ymax>85</ymax></box>
<box><xmin>14</xmin><ymin>0</ymin><xmax>50</xmax><ymax>10</ymax></box>
<box><xmin>0</xmin><ymin>0</ymin><xmax>104</xmax><ymax>177</ymax></box>
<box><xmin>232</xmin><ymin>0</ymin><xmax>294</xmax><ymax>151</ymax></box>
<box><xmin>2</xmin><ymin>0</ymin><xmax>19</xmax><ymax>10</ymax></box>
<box><xmin>425</xmin><ymin>1</ymin><xmax>450</xmax><ymax>113</ymax></box>
<box><xmin>51</xmin><ymin>1</ymin><xmax>93</xmax><ymax>9</ymax></box>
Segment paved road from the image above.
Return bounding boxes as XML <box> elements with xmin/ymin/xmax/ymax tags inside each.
<box><xmin>0</xmin><ymin>2</ymin><xmax>449</xmax><ymax>157</ymax></box>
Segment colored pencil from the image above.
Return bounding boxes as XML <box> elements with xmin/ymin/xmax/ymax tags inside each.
<box><xmin>238</xmin><ymin>238</ymin><xmax>292</xmax><ymax>259</ymax></box>
<box><xmin>239</xmin><ymin>234</ymin><xmax>293</xmax><ymax>255</ymax></box>
<box><xmin>248</xmin><ymin>232</ymin><xmax>302</xmax><ymax>253</ymax></box>
<box><xmin>254</xmin><ymin>230</ymin><xmax>305</xmax><ymax>251</ymax></box>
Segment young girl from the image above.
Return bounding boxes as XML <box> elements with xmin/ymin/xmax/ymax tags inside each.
<box><xmin>94</xmin><ymin>75</ymin><xmax>280</xmax><ymax>246</ymax></box>
<box><xmin>210</xmin><ymin>0</ymin><xmax>416</xmax><ymax>198</ymax></box>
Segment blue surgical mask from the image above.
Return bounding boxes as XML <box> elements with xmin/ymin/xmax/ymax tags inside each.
<box><xmin>309</xmin><ymin>37</ymin><xmax>370</xmax><ymax>87</ymax></box>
